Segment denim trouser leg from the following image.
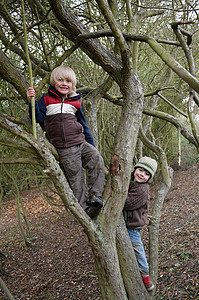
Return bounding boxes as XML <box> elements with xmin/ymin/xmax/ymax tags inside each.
<box><xmin>127</xmin><ymin>228</ymin><xmax>149</xmax><ymax>274</ymax></box>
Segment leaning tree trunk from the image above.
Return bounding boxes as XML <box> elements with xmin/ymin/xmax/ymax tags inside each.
<box><xmin>148</xmin><ymin>155</ymin><xmax>173</xmax><ymax>290</ymax></box>
<box><xmin>116</xmin><ymin>216</ymin><xmax>149</xmax><ymax>299</ymax></box>
<box><xmin>139</xmin><ymin>127</ymin><xmax>174</xmax><ymax>294</ymax></box>
<box><xmin>0</xmin><ymin>277</ymin><xmax>15</xmax><ymax>300</ymax></box>
<box><xmin>82</xmin><ymin>77</ymin><xmax>113</xmax><ymax>148</ymax></box>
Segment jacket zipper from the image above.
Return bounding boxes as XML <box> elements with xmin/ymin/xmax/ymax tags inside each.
<box><xmin>60</xmin><ymin>98</ymin><xmax>65</xmax><ymax>147</ymax></box>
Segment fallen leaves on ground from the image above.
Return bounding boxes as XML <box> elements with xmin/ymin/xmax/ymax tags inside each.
<box><xmin>0</xmin><ymin>165</ymin><xmax>198</xmax><ymax>299</ymax></box>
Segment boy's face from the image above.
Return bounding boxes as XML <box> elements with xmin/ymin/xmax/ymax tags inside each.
<box><xmin>54</xmin><ymin>77</ymin><xmax>73</xmax><ymax>98</ymax></box>
<box><xmin>134</xmin><ymin>167</ymin><xmax>151</xmax><ymax>183</ymax></box>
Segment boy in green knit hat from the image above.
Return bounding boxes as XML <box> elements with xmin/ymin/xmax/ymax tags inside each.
<box><xmin>124</xmin><ymin>156</ymin><xmax>157</xmax><ymax>291</ymax></box>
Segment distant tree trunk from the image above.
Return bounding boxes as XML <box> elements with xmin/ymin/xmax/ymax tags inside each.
<box><xmin>82</xmin><ymin>77</ymin><xmax>113</xmax><ymax>148</ymax></box>
<box><xmin>83</xmin><ymin>96</ymin><xmax>99</xmax><ymax>147</ymax></box>
<box><xmin>139</xmin><ymin>126</ymin><xmax>173</xmax><ymax>295</ymax></box>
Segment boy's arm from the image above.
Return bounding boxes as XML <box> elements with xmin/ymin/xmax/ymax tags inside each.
<box><xmin>124</xmin><ymin>184</ymin><xmax>149</xmax><ymax>210</ymax></box>
<box><xmin>29</xmin><ymin>96</ymin><xmax>47</xmax><ymax>123</ymax></box>
<box><xmin>76</xmin><ymin>106</ymin><xmax>95</xmax><ymax>146</ymax></box>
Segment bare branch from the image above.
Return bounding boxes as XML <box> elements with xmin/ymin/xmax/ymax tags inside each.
<box><xmin>0</xmin><ymin>49</ymin><xmax>29</xmax><ymax>101</ymax></box>
<box><xmin>21</xmin><ymin>0</ymin><xmax>37</xmax><ymax>138</ymax></box>
<box><xmin>0</xmin><ymin>136</ymin><xmax>36</xmax><ymax>153</ymax></box>
<box><xmin>77</xmin><ymin>29</ymin><xmax>199</xmax><ymax>95</ymax></box>
<box><xmin>143</xmin><ymin>108</ymin><xmax>198</xmax><ymax>148</ymax></box>
<box><xmin>158</xmin><ymin>93</ymin><xmax>188</xmax><ymax>118</ymax></box>
<box><xmin>0</xmin><ymin>158</ymin><xmax>39</xmax><ymax>165</ymax></box>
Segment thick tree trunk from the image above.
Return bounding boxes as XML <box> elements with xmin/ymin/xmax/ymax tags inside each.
<box><xmin>88</xmin><ymin>232</ymin><xmax>128</xmax><ymax>300</ymax></box>
<box><xmin>116</xmin><ymin>217</ymin><xmax>149</xmax><ymax>299</ymax></box>
<box><xmin>87</xmin><ymin>217</ymin><xmax>148</xmax><ymax>299</ymax></box>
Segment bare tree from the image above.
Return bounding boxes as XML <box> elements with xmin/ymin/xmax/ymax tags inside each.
<box><xmin>0</xmin><ymin>0</ymin><xmax>198</xmax><ymax>299</ymax></box>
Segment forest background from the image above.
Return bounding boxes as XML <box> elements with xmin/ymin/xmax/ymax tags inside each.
<box><xmin>0</xmin><ymin>0</ymin><xmax>199</xmax><ymax>299</ymax></box>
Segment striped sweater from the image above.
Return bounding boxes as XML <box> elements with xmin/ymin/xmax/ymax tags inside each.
<box><xmin>30</xmin><ymin>85</ymin><xmax>95</xmax><ymax>148</ymax></box>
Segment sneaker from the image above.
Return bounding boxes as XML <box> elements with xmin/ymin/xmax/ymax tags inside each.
<box><xmin>87</xmin><ymin>195</ymin><xmax>103</xmax><ymax>209</ymax></box>
<box><xmin>141</xmin><ymin>273</ymin><xmax>154</xmax><ymax>291</ymax></box>
<box><xmin>85</xmin><ymin>206</ymin><xmax>101</xmax><ymax>219</ymax></box>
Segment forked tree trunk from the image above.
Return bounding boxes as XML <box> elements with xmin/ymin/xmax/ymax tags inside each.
<box><xmin>86</xmin><ymin>217</ymin><xmax>149</xmax><ymax>300</ymax></box>
<box><xmin>89</xmin><ymin>231</ymin><xmax>128</xmax><ymax>299</ymax></box>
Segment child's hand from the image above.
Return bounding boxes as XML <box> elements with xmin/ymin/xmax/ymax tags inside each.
<box><xmin>27</xmin><ymin>87</ymin><xmax>36</xmax><ymax>100</ymax></box>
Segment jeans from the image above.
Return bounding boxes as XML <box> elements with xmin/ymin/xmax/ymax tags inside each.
<box><xmin>57</xmin><ymin>142</ymin><xmax>105</xmax><ymax>210</ymax></box>
<box><xmin>127</xmin><ymin>228</ymin><xmax>149</xmax><ymax>274</ymax></box>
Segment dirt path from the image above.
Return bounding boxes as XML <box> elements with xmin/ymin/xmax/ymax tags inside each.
<box><xmin>0</xmin><ymin>165</ymin><xmax>198</xmax><ymax>299</ymax></box>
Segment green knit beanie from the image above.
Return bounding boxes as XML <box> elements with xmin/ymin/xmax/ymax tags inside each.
<box><xmin>134</xmin><ymin>156</ymin><xmax>157</xmax><ymax>181</ymax></box>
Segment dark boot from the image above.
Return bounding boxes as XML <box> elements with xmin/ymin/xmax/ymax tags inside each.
<box><xmin>85</xmin><ymin>206</ymin><xmax>101</xmax><ymax>219</ymax></box>
<box><xmin>87</xmin><ymin>195</ymin><xmax>103</xmax><ymax>209</ymax></box>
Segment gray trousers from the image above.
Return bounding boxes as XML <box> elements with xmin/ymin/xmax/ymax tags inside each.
<box><xmin>57</xmin><ymin>142</ymin><xmax>105</xmax><ymax>210</ymax></box>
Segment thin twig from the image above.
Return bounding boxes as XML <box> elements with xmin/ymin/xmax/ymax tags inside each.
<box><xmin>21</xmin><ymin>0</ymin><xmax>37</xmax><ymax>139</ymax></box>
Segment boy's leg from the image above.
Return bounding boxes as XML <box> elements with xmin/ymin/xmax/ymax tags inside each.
<box><xmin>81</xmin><ymin>142</ymin><xmax>105</xmax><ymax>201</ymax></box>
<box><xmin>127</xmin><ymin>228</ymin><xmax>149</xmax><ymax>273</ymax></box>
<box><xmin>127</xmin><ymin>228</ymin><xmax>154</xmax><ymax>291</ymax></box>
<box><xmin>57</xmin><ymin>146</ymin><xmax>89</xmax><ymax>210</ymax></box>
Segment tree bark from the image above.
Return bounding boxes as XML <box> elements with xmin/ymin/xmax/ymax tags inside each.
<box><xmin>0</xmin><ymin>49</ymin><xmax>29</xmax><ymax>102</ymax></box>
<box><xmin>88</xmin><ymin>230</ymin><xmax>128</xmax><ymax>299</ymax></box>
<box><xmin>116</xmin><ymin>217</ymin><xmax>149</xmax><ymax>299</ymax></box>
<box><xmin>143</xmin><ymin>108</ymin><xmax>198</xmax><ymax>150</ymax></box>
<box><xmin>0</xmin><ymin>277</ymin><xmax>15</xmax><ymax>300</ymax></box>
<box><xmin>47</xmin><ymin>0</ymin><xmax>123</xmax><ymax>85</ymax></box>
<box><xmin>139</xmin><ymin>127</ymin><xmax>174</xmax><ymax>293</ymax></box>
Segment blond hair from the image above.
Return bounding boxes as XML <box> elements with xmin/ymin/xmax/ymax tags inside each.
<box><xmin>50</xmin><ymin>65</ymin><xmax>77</xmax><ymax>92</ymax></box>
